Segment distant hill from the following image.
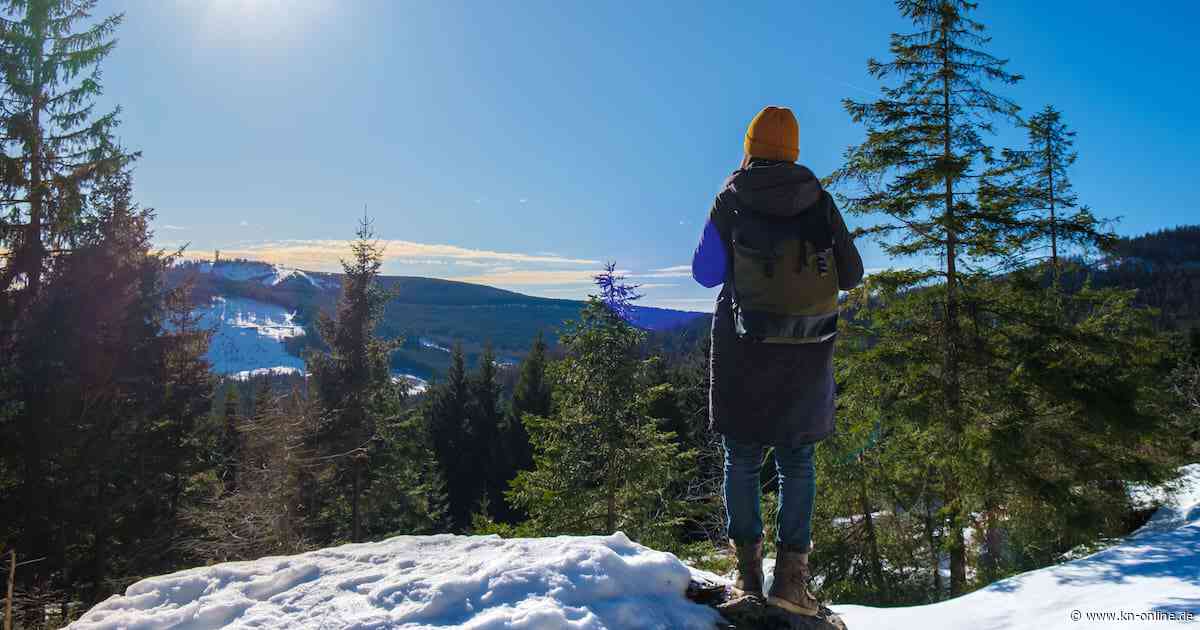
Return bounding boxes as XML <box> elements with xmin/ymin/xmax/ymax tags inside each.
<box><xmin>1112</xmin><ymin>224</ymin><xmax>1200</xmax><ymax>268</ymax></box>
<box><xmin>1097</xmin><ymin>224</ymin><xmax>1200</xmax><ymax>331</ymax></box>
<box><xmin>168</xmin><ymin>259</ymin><xmax>706</xmax><ymax>379</ymax></box>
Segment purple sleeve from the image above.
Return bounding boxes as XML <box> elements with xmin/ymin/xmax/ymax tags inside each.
<box><xmin>692</xmin><ymin>218</ymin><xmax>728</xmax><ymax>288</ymax></box>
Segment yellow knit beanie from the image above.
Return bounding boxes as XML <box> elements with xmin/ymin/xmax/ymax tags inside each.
<box><xmin>744</xmin><ymin>106</ymin><xmax>799</xmax><ymax>162</ymax></box>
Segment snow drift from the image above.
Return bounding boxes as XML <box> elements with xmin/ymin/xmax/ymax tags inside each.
<box><xmin>70</xmin><ymin>464</ymin><xmax>1200</xmax><ymax>629</ymax></box>
<box><xmin>833</xmin><ymin>463</ymin><xmax>1200</xmax><ymax>629</ymax></box>
<box><xmin>70</xmin><ymin>533</ymin><xmax>723</xmax><ymax>630</ymax></box>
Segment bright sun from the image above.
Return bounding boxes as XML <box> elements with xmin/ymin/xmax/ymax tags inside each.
<box><xmin>188</xmin><ymin>0</ymin><xmax>333</xmax><ymax>48</ymax></box>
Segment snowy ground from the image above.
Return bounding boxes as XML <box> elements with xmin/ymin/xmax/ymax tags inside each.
<box><xmin>70</xmin><ymin>533</ymin><xmax>722</xmax><ymax>630</ymax></box>
<box><xmin>196</xmin><ymin>295</ymin><xmax>306</xmax><ymax>376</ymax></box>
<box><xmin>833</xmin><ymin>463</ymin><xmax>1200</xmax><ymax>629</ymax></box>
<box><xmin>69</xmin><ymin>464</ymin><xmax>1200</xmax><ymax>629</ymax></box>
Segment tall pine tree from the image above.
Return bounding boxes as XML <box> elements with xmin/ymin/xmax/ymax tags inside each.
<box><xmin>508</xmin><ymin>266</ymin><xmax>695</xmax><ymax>549</ymax></box>
<box><xmin>306</xmin><ymin>217</ymin><xmax>402</xmax><ymax>543</ymax></box>
<box><xmin>426</xmin><ymin>343</ymin><xmax>476</xmax><ymax>530</ymax></box>
<box><xmin>988</xmin><ymin>105</ymin><xmax>1112</xmax><ymax>278</ymax></box>
<box><xmin>469</xmin><ymin>342</ymin><xmax>505</xmax><ymax>520</ymax></box>
<box><xmin>0</xmin><ymin>0</ymin><xmax>130</xmax><ymax>323</ymax></box>
<box><xmin>3</xmin><ymin>170</ymin><xmax>212</xmax><ymax>610</ymax></box>
<box><xmin>0</xmin><ymin>1</ymin><xmax>134</xmax><ymax>608</ymax></box>
<box><xmin>828</xmin><ymin>0</ymin><xmax>1023</xmax><ymax>595</ymax></box>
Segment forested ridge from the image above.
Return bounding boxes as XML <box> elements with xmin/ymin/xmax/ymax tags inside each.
<box><xmin>0</xmin><ymin>1</ymin><xmax>1196</xmax><ymax>628</ymax></box>
<box><xmin>168</xmin><ymin>257</ymin><xmax>705</xmax><ymax>379</ymax></box>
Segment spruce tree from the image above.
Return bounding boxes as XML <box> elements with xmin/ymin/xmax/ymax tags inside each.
<box><xmin>508</xmin><ymin>267</ymin><xmax>695</xmax><ymax>549</ymax></box>
<box><xmin>357</xmin><ymin>382</ymin><xmax>447</xmax><ymax>538</ymax></box>
<box><xmin>988</xmin><ymin>105</ymin><xmax>1112</xmax><ymax>277</ymax></box>
<box><xmin>219</xmin><ymin>388</ymin><xmax>241</xmax><ymax>493</ymax></box>
<box><xmin>426</xmin><ymin>342</ymin><xmax>474</xmax><ymax>530</ymax></box>
<box><xmin>828</xmin><ymin>0</ymin><xmax>1023</xmax><ymax>595</ymax></box>
<box><xmin>0</xmin><ymin>1</ymin><xmax>133</xmax><ymax>607</ymax></box>
<box><xmin>0</xmin><ymin>0</ymin><xmax>131</xmax><ymax>322</ymax></box>
<box><xmin>306</xmin><ymin>217</ymin><xmax>402</xmax><ymax>543</ymax></box>
<box><xmin>469</xmin><ymin>342</ymin><xmax>504</xmax><ymax>520</ymax></box>
<box><xmin>3</xmin><ymin>170</ymin><xmax>211</xmax><ymax>608</ymax></box>
<box><xmin>504</xmin><ymin>334</ymin><xmax>551</xmax><ymax>473</ymax></box>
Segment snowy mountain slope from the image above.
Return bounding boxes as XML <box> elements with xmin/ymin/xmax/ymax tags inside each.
<box><xmin>173</xmin><ymin>258</ymin><xmax>706</xmax><ymax>380</ymax></box>
<box><xmin>195</xmin><ymin>295</ymin><xmax>306</xmax><ymax>377</ymax></box>
<box><xmin>196</xmin><ymin>260</ymin><xmax>337</xmax><ymax>289</ymax></box>
<box><xmin>70</xmin><ymin>533</ymin><xmax>723</xmax><ymax>630</ymax></box>
<box><xmin>832</xmin><ymin>463</ymin><xmax>1200</xmax><ymax>629</ymax></box>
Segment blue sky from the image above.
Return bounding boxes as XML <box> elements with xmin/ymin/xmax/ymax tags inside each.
<box><xmin>96</xmin><ymin>0</ymin><xmax>1199</xmax><ymax>310</ymax></box>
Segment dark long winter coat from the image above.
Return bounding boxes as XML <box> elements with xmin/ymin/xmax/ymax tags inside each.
<box><xmin>692</xmin><ymin>160</ymin><xmax>864</xmax><ymax>447</ymax></box>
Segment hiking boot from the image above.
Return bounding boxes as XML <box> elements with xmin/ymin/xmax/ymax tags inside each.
<box><xmin>767</xmin><ymin>547</ymin><xmax>819</xmax><ymax>616</ymax></box>
<box><xmin>730</xmin><ymin>538</ymin><xmax>764</xmax><ymax>599</ymax></box>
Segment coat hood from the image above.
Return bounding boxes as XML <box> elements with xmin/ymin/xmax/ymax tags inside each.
<box><xmin>724</xmin><ymin>160</ymin><xmax>823</xmax><ymax>217</ymax></box>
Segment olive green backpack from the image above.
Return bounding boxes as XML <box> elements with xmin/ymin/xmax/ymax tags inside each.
<box><xmin>729</xmin><ymin>193</ymin><xmax>839</xmax><ymax>344</ymax></box>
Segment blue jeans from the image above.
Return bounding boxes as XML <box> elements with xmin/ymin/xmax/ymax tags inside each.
<box><xmin>723</xmin><ymin>435</ymin><xmax>815</xmax><ymax>552</ymax></box>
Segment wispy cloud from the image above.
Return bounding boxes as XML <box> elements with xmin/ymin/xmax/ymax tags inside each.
<box><xmin>453</xmin><ymin>268</ymin><xmax>626</xmax><ymax>286</ymax></box>
<box><xmin>191</xmin><ymin>239</ymin><xmax>601</xmax><ymax>272</ymax></box>
<box><xmin>159</xmin><ymin>224</ymin><xmax>189</xmax><ymax>231</ymax></box>
<box><xmin>634</xmin><ymin>264</ymin><xmax>692</xmax><ymax>278</ymax></box>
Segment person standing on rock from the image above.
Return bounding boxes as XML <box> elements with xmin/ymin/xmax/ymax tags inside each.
<box><xmin>691</xmin><ymin>106</ymin><xmax>864</xmax><ymax>615</ymax></box>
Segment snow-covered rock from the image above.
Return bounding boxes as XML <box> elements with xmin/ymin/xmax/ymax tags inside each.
<box><xmin>833</xmin><ymin>463</ymin><xmax>1200</xmax><ymax>629</ymax></box>
<box><xmin>70</xmin><ymin>533</ymin><xmax>723</xmax><ymax>630</ymax></box>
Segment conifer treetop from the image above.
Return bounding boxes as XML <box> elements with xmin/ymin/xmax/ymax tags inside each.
<box><xmin>591</xmin><ymin>261</ymin><xmax>641</xmax><ymax>323</ymax></box>
<box><xmin>829</xmin><ymin>0</ymin><xmax>1024</xmax><ymax>277</ymax></box>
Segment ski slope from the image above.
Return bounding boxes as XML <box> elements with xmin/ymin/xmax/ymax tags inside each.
<box><xmin>196</xmin><ymin>295</ymin><xmax>306</xmax><ymax>376</ymax></box>
<box><xmin>70</xmin><ymin>533</ymin><xmax>722</xmax><ymax>630</ymax></box>
<box><xmin>195</xmin><ymin>260</ymin><xmax>338</xmax><ymax>290</ymax></box>
<box><xmin>833</xmin><ymin>463</ymin><xmax>1200</xmax><ymax>629</ymax></box>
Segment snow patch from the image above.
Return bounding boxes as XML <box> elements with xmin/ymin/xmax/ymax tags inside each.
<box><xmin>390</xmin><ymin>373</ymin><xmax>429</xmax><ymax>395</ymax></box>
<box><xmin>71</xmin><ymin>533</ymin><xmax>723</xmax><ymax>630</ymax></box>
<box><xmin>419</xmin><ymin>337</ymin><xmax>451</xmax><ymax>353</ymax></box>
<box><xmin>230</xmin><ymin>367</ymin><xmax>304</xmax><ymax>381</ymax></box>
<box><xmin>197</xmin><ymin>260</ymin><xmax>327</xmax><ymax>289</ymax></box>
<box><xmin>833</xmin><ymin>463</ymin><xmax>1200</xmax><ymax>630</ymax></box>
<box><xmin>197</xmin><ymin>296</ymin><xmax>306</xmax><ymax>376</ymax></box>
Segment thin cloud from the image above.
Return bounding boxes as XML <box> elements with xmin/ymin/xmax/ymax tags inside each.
<box><xmin>636</xmin><ymin>283</ymin><xmax>677</xmax><ymax>290</ymax></box>
<box><xmin>453</xmin><ymin>268</ymin><xmax>627</xmax><ymax>286</ymax></box>
<box><xmin>635</xmin><ymin>264</ymin><xmax>692</xmax><ymax>278</ymax></box>
<box><xmin>198</xmin><ymin>239</ymin><xmax>601</xmax><ymax>272</ymax></box>
<box><xmin>159</xmin><ymin>224</ymin><xmax>189</xmax><ymax>231</ymax></box>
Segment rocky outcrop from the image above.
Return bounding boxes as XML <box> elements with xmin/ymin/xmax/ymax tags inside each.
<box><xmin>687</xmin><ymin>577</ymin><xmax>847</xmax><ymax>630</ymax></box>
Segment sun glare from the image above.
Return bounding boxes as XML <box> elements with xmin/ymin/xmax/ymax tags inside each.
<box><xmin>186</xmin><ymin>0</ymin><xmax>333</xmax><ymax>49</ymax></box>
